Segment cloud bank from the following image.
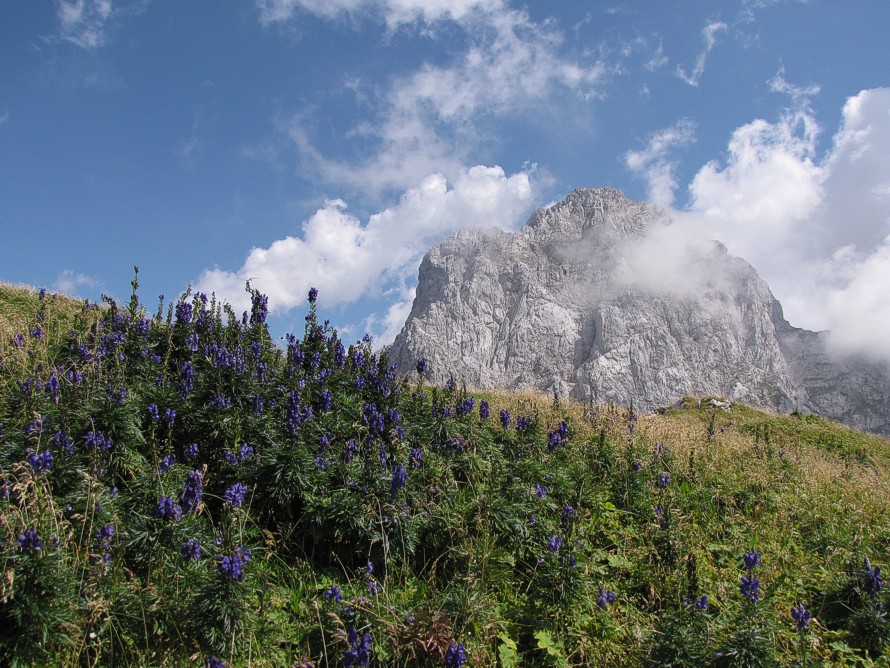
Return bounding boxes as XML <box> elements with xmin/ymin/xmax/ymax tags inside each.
<box><xmin>627</xmin><ymin>85</ymin><xmax>890</xmax><ymax>362</ymax></box>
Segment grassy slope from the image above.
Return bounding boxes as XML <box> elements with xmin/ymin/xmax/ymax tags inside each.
<box><xmin>1</xmin><ymin>282</ymin><xmax>888</xmax><ymax>666</ymax></box>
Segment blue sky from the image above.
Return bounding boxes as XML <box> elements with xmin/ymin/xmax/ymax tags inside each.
<box><xmin>2</xmin><ymin>0</ymin><xmax>890</xmax><ymax>359</ymax></box>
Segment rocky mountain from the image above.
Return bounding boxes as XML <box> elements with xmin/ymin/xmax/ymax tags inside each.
<box><xmin>389</xmin><ymin>188</ymin><xmax>890</xmax><ymax>434</ymax></box>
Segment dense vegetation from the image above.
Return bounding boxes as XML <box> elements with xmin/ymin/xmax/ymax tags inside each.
<box><xmin>1</xmin><ymin>274</ymin><xmax>888</xmax><ymax>667</ymax></box>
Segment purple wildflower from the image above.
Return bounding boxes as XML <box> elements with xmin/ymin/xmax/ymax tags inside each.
<box><xmin>416</xmin><ymin>357</ymin><xmax>428</xmax><ymax>375</ymax></box>
<box><xmin>325</xmin><ymin>585</ymin><xmax>343</xmax><ymax>603</ymax></box>
<box><xmin>444</xmin><ymin>641</ymin><xmax>467</xmax><ymax>668</ymax></box>
<box><xmin>597</xmin><ymin>588</ymin><xmax>616</xmax><ymax>609</ymax></box>
<box><xmin>181</xmin><ymin>538</ymin><xmax>202</xmax><ymax>562</ymax></box>
<box><xmin>159</xmin><ymin>453</ymin><xmax>176</xmax><ymax>474</ymax></box>
<box><xmin>342</xmin><ymin>628</ymin><xmax>372</xmax><ymax>666</ymax></box>
<box><xmin>17</xmin><ymin>528</ymin><xmax>43</xmax><ymax>554</ymax></box>
<box><xmin>791</xmin><ymin>603</ymin><xmax>811</xmax><ymax>632</ymax></box>
<box><xmin>179</xmin><ymin>470</ymin><xmax>203</xmax><ymax>514</ymax></box>
<box><xmin>225</xmin><ymin>482</ymin><xmax>247</xmax><ymax>508</ymax></box>
<box><xmin>217</xmin><ymin>545</ymin><xmax>251</xmax><ymax>581</ymax></box>
<box><xmin>499</xmin><ymin>409</ymin><xmax>511</xmax><ymax>429</ymax></box>
<box><xmin>157</xmin><ymin>496</ymin><xmax>182</xmax><ymax>522</ymax></box>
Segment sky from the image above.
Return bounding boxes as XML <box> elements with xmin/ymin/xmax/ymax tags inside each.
<box><xmin>2</xmin><ymin>0</ymin><xmax>890</xmax><ymax>361</ymax></box>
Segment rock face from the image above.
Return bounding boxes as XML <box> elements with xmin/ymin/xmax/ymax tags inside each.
<box><xmin>390</xmin><ymin>188</ymin><xmax>890</xmax><ymax>434</ymax></box>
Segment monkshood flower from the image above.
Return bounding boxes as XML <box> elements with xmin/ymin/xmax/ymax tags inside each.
<box><xmin>410</xmin><ymin>447</ymin><xmax>424</xmax><ymax>469</ymax></box>
<box><xmin>320</xmin><ymin>389</ymin><xmax>333</xmax><ymax>413</ymax></box>
<box><xmin>344</xmin><ymin>439</ymin><xmax>360</xmax><ymax>463</ymax></box>
<box><xmin>632</xmin><ymin>460</ymin><xmax>642</xmax><ymax>471</ymax></box>
<box><xmin>561</xmin><ymin>505</ymin><xmax>575</xmax><ymax>530</ymax></box>
<box><xmin>184</xmin><ymin>442</ymin><xmax>199</xmax><ymax>461</ymax></box>
<box><xmin>31</xmin><ymin>326</ymin><xmax>44</xmax><ymax>339</ymax></box>
<box><xmin>27</xmin><ymin>449</ymin><xmax>54</xmax><ymax>473</ymax></box>
<box><xmin>164</xmin><ymin>408</ymin><xmax>176</xmax><ymax>424</ymax></box>
<box><xmin>325</xmin><ymin>585</ymin><xmax>343</xmax><ymax>603</ymax></box>
<box><xmin>479</xmin><ymin>400</ymin><xmax>490</xmax><ymax>421</ymax></box>
<box><xmin>444</xmin><ymin>641</ymin><xmax>467</xmax><ymax>668</ymax></box>
<box><xmin>148</xmin><ymin>403</ymin><xmax>160</xmax><ymax>423</ymax></box>
<box><xmin>548</xmin><ymin>535</ymin><xmax>562</xmax><ymax>553</ymax></box>
<box><xmin>557</xmin><ymin>421</ymin><xmax>569</xmax><ymax>441</ymax></box>
<box><xmin>308</xmin><ymin>287</ymin><xmax>318</xmax><ymax>304</ymax></box>
<box><xmin>250</xmin><ymin>290</ymin><xmax>268</xmax><ymax>325</ymax></box>
<box><xmin>416</xmin><ymin>357</ymin><xmax>428</xmax><ymax>375</ymax></box>
<box><xmin>696</xmin><ymin>595</ymin><xmax>708</xmax><ymax>611</ymax></box>
<box><xmin>175</xmin><ymin>301</ymin><xmax>193</xmax><ymax>327</ymax></box>
<box><xmin>740</xmin><ymin>574</ymin><xmax>761</xmax><ymax>604</ymax></box>
<box><xmin>157</xmin><ymin>496</ymin><xmax>182</xmax><ymax>522</ymax></box>
<box><xmin>95</xmin><ymin>523</ymin><xmax>115</xmax><ymax>553</ymax></box>
<box><xmin>45</xmin><ymin>371</ymin><xmax>60</xmax><ymax>403</ymax></box>
<box><xmin>225</xmin><ymin>449</ymin><xmax>239</xmax><ymax>465</ymax></box>
<box><xmin>85</xmin><ymin>430</ymin><xmax>112</xmax><ymax>451</ymax></box>
<box><xmin>181</xmin><ymin>538</ymin><xmax>201</xmax><ymax>562</ymax></box>
<box><xmin>791</xmin><ymin>603</ymin><xmax>811</xmax><ymax>632</ymax></box>
<box><xmin>342</xmin><ymin>628</ymin><xmax>372</xmax><ymax>667</ymax></box>
<box><xmin>12</xmin><ymin>332</ymin><xmax>25</xmax><ymax>348</ymax></box>
<box><xmin>364</xmin><ymin>404</ymin><xmax>385</xmax><ymax>437</ymax></box>
<box><xmin>206</xmin><ymin>656</ymin><xmax>226</xmax><ymax>668</ymax></box>
<box><xmin>210</xmin><ymin>393</ymin><xmax>231</xmax><ymax>409</ymax></box>
<box><xmin>179</xmin><ymin>470</ymin><xmax>204</xmax><ymax>514</ymax></box>
<box><xmin>516</xmin><ymin>415</ymin><xmax>530</xmax><ymax>432</ymax></box>
<box><xmin>25</xmin><ymin>415</ymin><xmax>45</xmax><ymax>438</ymax></box>
<box><xmin>159</xmin><ymin>453</ymin><xmax>176</xmax><ymax>474</ymax></box>
<box><xmin>457</xmin><ymin>397</ymin><xmax>475</xmax><ymax>417</ymax></box>
<box><xmin>743</xmin><ymin>548</ymin><xmax>762</xmax><ymax>573</ymax></box>
<box><xmin>547</xmin><ymin>430</ymin><xmax>563</xmax><ymax>451</ymax></box>
<box><xmin>864</xmin><ymin>558</ymin><xmax>883</xmax><ymax>597</ymax></box>
<box><xmin>534</xmin><ymin>483</ymin><xmax>547</xmax><ymax>498</ymax></box>
<box><xmin>217</xmin><ymin>545</ymin><xmax>251</xmax><ymax>581</ymax></box>
<box><xmin>18</xmin><ymin>528</ymin><xmax>43</xmax><ymax>554</ymax></box>
<box><xmin>391</xmin><ymin>464</ymin><xmax>407</xmax><ymax>500</ymax></box>
<box><xmin>597</xmin><ymin>588</ymin><xmax>616</xmax><ymax>609</ymax></box>
<box><xmin>238</xmin><ymin>443</ymin><xmax>254</xmax><ymax>462</ymax></box>
<box><xmin>499</xmin><ymin>409</ymin><xmax>511</xmax><ymax>429</ymax></box>
<box><xmin>657</xmin><ymin>473</ymin><xmax>671</xmax><ymax>489</ymax></box>
<box><xmin>224</xmin><ymin>483</ymin><xmax>247</xmax><ymax>508</ymax></box>
<box><xmin>352</xmin><ymin>350</ymin><xmax>365</xmax><ymax>370</ymax></box>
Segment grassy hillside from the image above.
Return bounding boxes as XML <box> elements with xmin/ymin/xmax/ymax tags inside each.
<box><xmin>0</xmin><ymin>279</ymin><xmax>888</xmax><ymax>667</ymax></box>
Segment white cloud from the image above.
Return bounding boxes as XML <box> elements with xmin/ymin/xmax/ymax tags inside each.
<box><xmin>624</xmin><ymin>119</ymin><xmax>696</xmax><ymax>207</ymax></box>
<box><xmin>195</xmin><ymin>165</ymin><xmax>535</xmax><ymax>325</ymax></box>
<box><xmin>256</xmin><ymin>0</ymin><xmax>500</xmax><ymax>28</ymax></box>
<box><xmin>57</xmin><ymin>0</ymin><xmax>114</xmax><ymax>49</ymax></box>
<box><xmin>0</xmin><ymin>112</ymin><xmax>8</xmax><ymax>126</ymax></box>
<box><xmin>677</xmin><ymin>86</ymin><xmax>890</xmax><ymax>361</ymax></box>
<box><xmin>675</xmin><ymin>21</ymin><xmax>727</xmax><ymax>87</ymax></box>
<box><xmin>276</xmin><ymin>2</ymin><xmax>605</xmax><ymax>195</ymax></box>
<box><xmin>54</xmin><ymin>270</ymin><xmax>102</xmax><ymax>296</ymax></box>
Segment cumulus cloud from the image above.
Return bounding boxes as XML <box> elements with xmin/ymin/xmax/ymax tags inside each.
<box><xmin>624</xmin><ymin>119</ymin><xmax>696</xmax><ymax>207</ymax></box>
<box><xmin>54</xmin><ymin>270</ymin><xmax>102</xmax><ymax>296</ymax></box>
<box><xmin>195</xmin><ymin>165</ymin><xmax>535</xmax><ymax>341</ymax></box>
<box><xmin>668</xmin><ymin>86</ymin><xmax>890</xmax><ymax>362</ymax></box>
<box><xmin>675</xmin><ymin>21</ymin><xmax>727</xmax><ymax>87</ymax></box>
<box><xmin>57</xmin><ymin>0</ymin><xmax>114</xmax><ymax>49</ymax></box>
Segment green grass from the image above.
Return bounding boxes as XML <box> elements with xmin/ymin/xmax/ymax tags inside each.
<box><xmin>0</xmin><ymin>280</ymin><xmax>888</xmax><ymax>667</ymax></box>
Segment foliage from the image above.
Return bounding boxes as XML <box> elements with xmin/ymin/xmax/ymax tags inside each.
<box><xmin>0</xmin><ymin>274</ymin><xmax>889</xmax><ymax>666</ymax></box>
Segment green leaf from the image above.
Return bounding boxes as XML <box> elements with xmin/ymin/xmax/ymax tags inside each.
<box><xmin>498</xmin><ymin>633</ymin><xmax>519</xmax><ymax>668</ymax></box>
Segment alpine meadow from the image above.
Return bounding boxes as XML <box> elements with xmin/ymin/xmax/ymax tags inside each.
<box><xmin>0</xmin><ymin>276</ymin><xmax>888</xmax><ymax>667</ymax></box>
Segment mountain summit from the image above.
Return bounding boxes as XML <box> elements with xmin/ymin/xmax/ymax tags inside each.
<box><xmin>390</xmin><ymin>188</ymin><xmax>890</xmax><ymax>433</ymax></box>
